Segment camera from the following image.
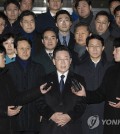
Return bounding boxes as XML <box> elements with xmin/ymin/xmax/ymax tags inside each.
<box><xmin>71</xmin><ymin>78</ymin><xmax>82</xmax><ymax>92</ymax></box>
<box><xmin>43</xmin><ymin>81</ymin><xmax>53</xmax><ymax>90</ymax></box>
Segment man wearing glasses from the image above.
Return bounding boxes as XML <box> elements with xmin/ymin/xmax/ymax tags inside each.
<box><xmin>36</xmin><ymin>45</ymin><xmax>86</xmax><ymax>134</ymax></box>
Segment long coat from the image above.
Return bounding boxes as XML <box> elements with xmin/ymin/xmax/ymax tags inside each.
<box><xmin>36</xmin><ymin>71</ymin><xmax>86</xmax><ymax>134</ymax></box>
<box><xmin>75</xmin><ymin>56</ymin><xmax>111</xmax><ymax>134</ymax></box>
<box><xmin>0</xmin><ymin>67</ymin><xmax>42</xmax><ymax>134</ymax></box>
<box><xmin>7</xmin><ymin>59</ymin><xmax>45</xmax><ymax>131</ymax></box>
<box><xmin>86</xmin><ymin>62</ymin><xmax>120</xmax><ymax>134</ymax></box>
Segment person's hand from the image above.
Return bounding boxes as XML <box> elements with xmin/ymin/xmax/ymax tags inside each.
<box><xmin>40</xmin><ymin>83</ymin><xmax>51</xmax><ymax>94</ymax></box>
<box><xmin>50</xmin><ymin>112</ymin><xmax>63</xmax><ymax>123</ymax></box>
<box><xmin>57</xmin><ymin>114</ymin><xmax>71</xmax><ymax>127</ymax></box>
<box><xmin>7</xmin><ymin>106</ymin><xmax>22</xmax><ymax>116</ymax></box>
<box><xmin>109</xmin><ymin>97</ymin><xmax>120</xmax><ymax>108</ymax></box>
<box><xmin>71</xmin><ymin>84</ymin><xmax>86</xmax><ymax>97</ymax></box>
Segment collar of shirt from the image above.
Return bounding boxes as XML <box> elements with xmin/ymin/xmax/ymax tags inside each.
<box><xmin>58</xmin><ymin>32</ymin><xmax>70</xmax><ymax>46</ymax></box>
<box><xmin>57</xmin><ymin>70</ymin><xmax>69</xmax><ymax>83</ymax></box>
<box><xmin>45</xmin><ymin>49</ymin><xmax>54</xmax><ymax>55</ymax></box>
<box><xmin>50</xmin><ymin>11</ymin><xmax>56</xmax><ymax>18</ymax></box>
<box><xmin>91</xmin><ymin>59</ymin><xmax>100</xmax><ymax>64</ymax></box>
<box><xmin>5</xmin><ymin>54</ymin><xmax>16</xmax><ymax>64</ymax></box>
<box><xmin>91</xmin><ymin>59</ymin><xmax>101</xmax><ymax>67</ymax></box>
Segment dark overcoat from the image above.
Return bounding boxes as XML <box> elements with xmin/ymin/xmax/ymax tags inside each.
<box><xmin>86</xmin><ymin>62</ymin><xmax>120</xmax><ymax>134</ymax></box>
<box><xmin>36</xmin><ymin>71</ymin><xmax>86</xmax><ymax>134</ymax></box>
<box><xmin>7</xmin><ymin>59</ymin><xmax>45</xmax><ymax>131</ymax></box>
<box><xmin>0</xmin><ymin>67</ymin><xmax>42</xmax><ymax>134</ymax></box>
<box><xmin>75</xmin><ymin>56</ymin><xmax>111</xmax><ymax>134</ymax></box>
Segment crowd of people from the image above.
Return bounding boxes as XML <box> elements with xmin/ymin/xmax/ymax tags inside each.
<box><xmin>0</xmin><ymin>0</ymin><xmax>120</xmax><ymax>134</ymax></box>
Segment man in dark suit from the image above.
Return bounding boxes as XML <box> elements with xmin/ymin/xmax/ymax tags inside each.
<box><xmin>7</xmin><ymin>36</ymin><xmax>45</xmax><ymax>134</ymax></box>
<box><xmin>55</xmin><ymin>10</ymin><xmax>80</xmax><ymax>68</ymax></box>
<box><xmin>55</xmin><ymin>10</ymin><xmax>75</xmax><ymax>51</ymax></box>
<box><xmin>75</xmin><ymin>34</ymin><xmax>111</xmax><ymax>134</ymax></box>
<box><xmin>73</xmin><ymin>37</ymin><xmax>120</xmax><ymax>134</ymax></box>
<box><xmin>19</xmin><ymin>0</ymin><xmax>34</xmax><ymax>14</ymax></box>
<box><xmin>0</xmin><ymin>41</ymin><xmax>49</xmax><ymax>134</ymax></box>
<box><xmin>4</xmin><ymin>0</ymin><xmax>21</xmax><ymax>34</ymax></box>
<box><xmin>36</xmin><ymin>46</ymin><xmax>86</xmax><ymax>134</ymax></box>
<box><xmin>32</xmin><ymin>28</ymin><xmax>57</xmax><ymax>74</ymax></box>
<box><xmin>36</xmin><ymin>0</ymin><xmax>63</xmax><ymax>34</ymax></box>
<box><xmin>19</xmin><ymin>10</ymin><xmax>42</xmax><ymax>57</ymax></box>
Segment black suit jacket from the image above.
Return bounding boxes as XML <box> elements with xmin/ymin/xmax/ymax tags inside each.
<box><xmin>36</xmin><ymin>10</ymin><xmax>58</xmax><ymax>34</ymax></box>
<box><xmin>36</xmin><ymin>71</ymin><xmax>86</xmax><ymax>134</ymax></box>
<box><xmin>58</xmin><ymin>32</ymin><xmax>75</xmax><ymax>51</ymax></box>
<box><xmin>32</xmin><ymin>48</ymin><xmax>56</xmax><ymax>74</ymax></box>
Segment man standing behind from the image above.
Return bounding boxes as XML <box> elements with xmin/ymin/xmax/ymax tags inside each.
<box><xmin>4</xmin><ymin>0</ymin><xmax>21</xmax><ymax>34</ymax></box>
<box><xmin>73</xmin><ymin>37</ymin><xmax>120</xmax><ymax>134</ymax></box>
<box><xmin>75</xmin><ymin>34</ymin><xmax>111</xmax><ymax>134</ymax></box>
<box><xmin>19</xmin><ymin>10</ymin><xmax>42</xmax><ymax>56</ymax></box>
<box><xmin>19</xmin><ymin>0</ymin><xmax>34</xmax><ymax>14</ymax></box>
<box><xmin>74</xmin><ymin>23</ymin><xmax>91</xmax><ymax>64</ymax></box>
<box><xmin>71</xmin><ymin>0</ymin><xmax>95</xmax><ymax>33</ymax></box>
<box><xmin>36</xmin><ymin>0</ymin><xmax>63</xmax><ymax>34</ymax></box>
<box><xmin>93</xmin><ymin>11</ymin><xmax>114</xmax><ymax>62</ymax></box>
<box><xmin>36</xmin><ymin>46</ymin><xmax>86</xmax><ymax>134</ymax></box>
<box><xmin>7</xmin><ymin>37</ymin><xmax>45</xmax><ymax>134</ymax></box>
<box><xmin>32</xmin><ymin>28</ymin><xmax>57</xmax><ymax>74</ymax></box>
<box><xmin>55</xmin><ymin>10</ymin><xmax>75</xmax><ymax>51</ymax></box>
<box><xmin>110</xmin><ymin>5</ymin><xmax>120</xmax><ymax>38</ymax></box>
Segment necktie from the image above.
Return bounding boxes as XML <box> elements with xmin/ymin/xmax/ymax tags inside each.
<box><xmin>62</xmin><ymin>36</ymin><xmax>67</xmax><ymax>47</ymax></box>
<box><xmin>48</xmin><ymin>53</ymin><xmax>53</xmax><ymax>59</ymax></box>
<box><xmin>59</xmin><ymin>75</ymin><xmax>65</xmax><ymax>93</ymax></box>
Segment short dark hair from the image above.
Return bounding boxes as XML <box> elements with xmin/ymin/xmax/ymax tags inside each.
<box><xmin>75</xmin><ymin>0</ymin><xmax>92</xmax><ymax>9</ymax></box>
<box><xmin>14</xmin><ymin>36</ymin><xmax>32</xmax><ymax>49</ymax></box>
<box><xmin>53</xmin><ymin>45</ymin><xmax>72</xmax><ymax>59</ymax></box>
<box><xmin>113</xmin><ymin>37</ymin><xmax>120</xmax><ymax>48</ymax></box>
<box><xmin>95</xmin><ymin>11</ymin><xmax>110</xmax><ymax>22</ymax></box>
<box><xmin>86</xmin><ymin>34</ymin><xmax>104</xmax><ymax>47</ymax></box>
<box><xmin>0</xmin><ymin>11</ymin><xmax>8</xmax><ymax>25</ymax></box>
<box><xmin>19</xmin><ymin>10</ymin><xmax>36</xmax><ymax>22</ymax></box>
<box><xmin>74</xmin><ymin>23</ymin><xmax>91</xmax><ymax>33</ymax></box>
<box><xmin>55</xmin><ymin>10</ymin><xmax>72</xmax><ymax>22</ymax></box>
<box><xmin>109</xmin><ymin>0</ymin><xmax>120</xmax><ymax>6</ymax></box>
<box><xmin>0</xmin><ymin>45</ymin><xmax>6</xmax><ymax>54</ymax></box>
<box><xmin>41</xmin><ymin>27</ymin><xmax>58</xmax><ymax>39</ymax></box>
<box><xmin>19</xmin><ymin>0</ymin><xmax>35</xmax><ymax>4</ymax></box>
<box><xmin>4</xmin><ymin>0</ymin><xmax>20</xmax><ymax>10</ymax></box>
<box><xmin>114</xmin><ymin>5</ymin><xmax>120</xmax><ymax>15</ymax></box>
<box><xmin>1</xmin><ymin>33</ymin><xmax>15</xmax><ymax>44</ymax></box>
<box><xmin>47</xmin><ymin>0</ymin><xmax>63</xmax><ymax>3</ymax></box>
